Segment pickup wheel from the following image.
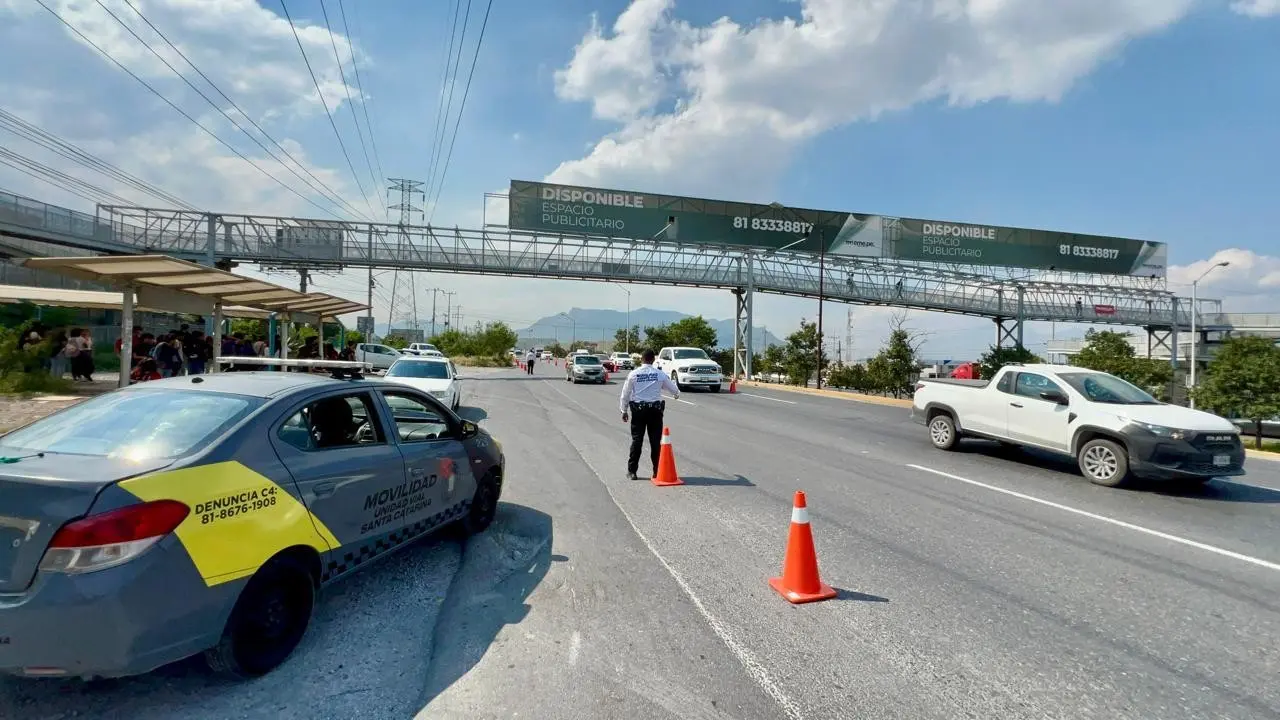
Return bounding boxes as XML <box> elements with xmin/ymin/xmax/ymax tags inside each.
<box><xmin>671</xmin><ymin>371</ymin><xmax>683</xmax><ymax>392</ymax></box>
<box><xmin>927</xmin><ymin>414</ymin><xmax>960</xmax><ymax>451</ymax></box>
<box><xmin>1078</xmin><ymin>438</ymin><xmax>1129</xmax><ymax>487</ymax></box>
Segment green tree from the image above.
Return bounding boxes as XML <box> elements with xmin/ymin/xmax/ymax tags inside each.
<box><xmin>827</xmin><ymin>362</ymin><xmax>870</xmax><ymax>391</ymax></box>
<box><xmin>429</xmin><ymin>321</ymin><xmax>517</xmax><ymax>359</ymax></box>
<box><xmin>782</xmin><ymin>319</ymin><xmax>826</xmax><ymax>387</ymax></box>
<box><xmin>1192</xmin><ymin>336</ymin><xmax>1280</xmax><ymax>449</ymax></box>
<box><xmin>710</xmin><ymin>348</ymin><xmax>735</xmax><ymax>375</ymax></box>
<box><xmin>614</xmin><ymin>325</ymin><xmax>641</xmax><ymax>352</ymax></box>
<box><xmin>344</xmin><ymin>330</ymin><xmax>365</xmax><ymax>346</ymax></box>
<box><xmin>382</xmin><ymin>334</ymin><xmax>409</xmax><ymax>350</ymax></box>
<box><xmin>644</xmin><ymin>316</ymin><xmax>718</xmax><ymax>353</ymax></box>
<box><xmin>865</xmin><ymin>354</ymin><xmax>893</xmax><ymax>394</ymax></box>
<box><xmin>1072</xmin><ymin>329</ymin><xmax>1173</xmax><ymax>398</ymax></box>
<box><xmin>568</xmin><ymin>339</ymin><xmax>593</xmax><ymax>353</ymax></box>
<box><xmin>228</xmin><ymin>318</ymin><xmax>267</xmax><ymax>338</ymax></box>
<box><xmin>757</xmin><ymin>344</ymin><xmax>785</xmax><ymax>382</ymax></box>
<box><xmin>976</xmin><ymin>344</ymin><xmax>1042</xmax><ymax>381</ymax></box>
<box><xmin>867</xmin><ymin>314</ymin><xmax>923</xmax><ymax>397</ymax></box>
<box><xmin>545</xmin><ymin>341</ymin><xmax>566</xmax><ymax>358</ymax></box>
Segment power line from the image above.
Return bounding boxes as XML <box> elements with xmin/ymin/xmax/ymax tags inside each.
<box><xmin>318</xmin><ymin>0</ymin><xmax>380</xmax><ymax>203</ymax></box>
<box><xmin>423</xmin><ymin>0</ymin><xmax>466</xmax><ymax>213</ymax></box>
<box><xmin>0</xmin><ymin>107</ymin><xmax>197</xmax><ymax>210</ymax></box>
<box><xmin>279</xmin><ymin>0</ymin><xmax>379</xmax><ymax>220</ymax></box>
<box><xmin>337</xmin><ymin>0</ymin><xmax>386</xmax><ymax>202</ymax></box>
<box><xmin>34</xmin><ymin>0</ymin><xmax>347</xmax><ymax>219</ymax></box>
<box><xmin>0</xmin><ymin>145</ymin><xmax>135</xmax><ymax>206</ymax></box>
<box><xmin>113</xmin><ymin>0</ymin><xmax>370</xmax><ymax>220</ymax></box>
<box><xmin>427</xmin><ymin>0</ymin><xmax>494</xmax><ymax>224</ymax></box>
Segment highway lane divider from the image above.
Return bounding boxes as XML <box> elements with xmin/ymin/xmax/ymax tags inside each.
<box><xmin>907</xmin><ymin>463</ymin><xmax>1280</xmax><ymax>573</ymax></box>
<box><xmin>739</xmin><ymin>381</ymin><xmax>913</xmax><ymax>409</ymax></box>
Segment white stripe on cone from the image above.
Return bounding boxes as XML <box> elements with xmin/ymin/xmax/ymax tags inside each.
<box><xmin>661</xmin><ymin>433</ymin><xmax>672</xmax><ymax>445</ymax></box>
<box><xmin>791</xmin><ymin>507</ymin><xmax>810</xmax><ymax>524</ymax></box>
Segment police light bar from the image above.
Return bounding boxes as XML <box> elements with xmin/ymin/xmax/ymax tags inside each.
<box><xmin>213</xmin><ymin>356</ymin><xmax>373</xmax><ymax>377</ymax></box>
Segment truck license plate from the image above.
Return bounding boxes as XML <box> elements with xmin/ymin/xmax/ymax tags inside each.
<box><xmin>1213</xmin><ymin>455</ymin><xmax>1231</xmax><ymax>467</ymax></box>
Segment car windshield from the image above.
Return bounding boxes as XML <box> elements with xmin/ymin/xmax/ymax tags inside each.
<box><xmin>1058</xmin><ymin>372</ymin><xmax>1160</xmax><ymax>405</ymax></box>
<box><xmin>574</xmin><ymin>356</ymin><xmax>601</xmax><ymax>365</ymax></box>
<box><xmin>0</xmin><ymin>389</ymin><xmax>261</xmax><ymax>461</ymax></box>
<box><xmin>672</xmin><ymin>349</ymin><xmax>709</xmax><ymax>360</ymax></box>
<box><xmin>387</xmin><ymin>360</ymin><xmax>451</xmax><ymax>379</ymax></box>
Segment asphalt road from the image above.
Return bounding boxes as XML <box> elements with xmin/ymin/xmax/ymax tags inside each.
<box><xmin>431</xmin><ymin>363</ymin><xmax>1280</xmax><ymax>719</ymax></box>
<box><xmin>5</xmin><ymin>363</ymin><xmax>1279</xmax><ymax>719</ymax></box>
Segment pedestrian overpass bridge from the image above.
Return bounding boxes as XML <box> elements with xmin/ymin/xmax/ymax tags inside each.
<box><xmin>2</xmin><ymin>189</ymin><xmax>1278</xmax><ymax>375</ymax></box>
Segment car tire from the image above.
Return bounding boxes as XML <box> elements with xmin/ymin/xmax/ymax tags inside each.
<box><xmin>1078</xmin><ymin>438</ymin><xmax>1129</xmax><ymax>487</ymax></box>
<box><xmin>710</xmin><ymin>385</ymin><xmax>721</xmax><ymax>393</ymax></box>
<box><xmin>671</xmin><ymin>371</ymin><xmax>683</xmax><ymax>392</ymax></box>
<box><xmin>205</xmin><ymin>556</ymin><xmax>315</xmax><ymax>679</ymax></box>
<box><xmin>460</xmin><ymin>471</ymin><xmax>501</xmax><ymax>536</ymax></box>
<box><xmin>927</xmin><ymin>413</ymin><xmax>960</xmax><ymax>451</ymax></box>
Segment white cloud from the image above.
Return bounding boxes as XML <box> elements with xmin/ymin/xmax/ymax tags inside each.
<box><xmin>38</xmin><ymin>0</ymin><xmax>363</xmax><ymax>120</ymax></box>
<box><xmin>548</xmin><ymin>0</ymin><xmax>1199</xmax><ymax>195</ymax></box>
<box><xmin>1167</xmin><ymin>248</ymin><xmax>1280</xmax><ymax>307</ymax></box>
<box><xmin>1231</xmin><ymin>0</ymin><xmax>1280</xmax><ymax>17</ymax></box>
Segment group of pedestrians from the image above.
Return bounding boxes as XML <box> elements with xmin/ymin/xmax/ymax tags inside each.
<box><xmin>19</xmin><ymin>325</ymin><xmax>97</xmax><ymax>382</ymax></box>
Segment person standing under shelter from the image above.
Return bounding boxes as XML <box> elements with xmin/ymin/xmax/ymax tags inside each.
<box><xmin>618</xmin><ymin>349</ymin><xmax>680</xmax><ymax>480</ymax></box>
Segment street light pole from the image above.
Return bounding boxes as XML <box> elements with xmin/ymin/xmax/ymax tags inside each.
<box><xmin>1189</xmin><ymin>260</ymin><xmax>1229</xmax><ymax>409</ymax></box>
<box><xmin>558</xmin><ymin>312</ymin><xmax>576</xmax><ymax>346</ymax></box>
<box><xmin>816</xmin><ymin>228</ymin><xmax>825</xmax><ymax>390</ymax></box>
<box><xmin>611</xmin><ymin>283</ymin><xmax>632</xmax><ymax>353</ymax></box>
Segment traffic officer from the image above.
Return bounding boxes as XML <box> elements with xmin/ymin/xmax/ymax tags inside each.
<box><xmin>524</xmin><ymin>349</ymin><xmax>536</xmax><ymax>375</ymax></box>
<box><xmin>619</xmin><ymin>349</ymin><xmax>681</xmax><ymax>480</ymax></box>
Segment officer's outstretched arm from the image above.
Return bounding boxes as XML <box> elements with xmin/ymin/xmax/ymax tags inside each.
<box><xmin>662</xmin><ymin>374</ymin><xmax>680</xmax><ymax>397</ymax></box>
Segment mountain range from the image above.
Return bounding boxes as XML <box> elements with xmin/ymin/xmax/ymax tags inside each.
<box><xmin>515</xmin><ymin>307</ymin><xmax>781</xmax><ymax>350</ymax></box>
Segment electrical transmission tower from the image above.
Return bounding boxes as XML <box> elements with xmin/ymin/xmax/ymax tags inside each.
<box><xmin>386</xmin><ymin>179</ymin><xmax>424</xmax><ymax>340</ymax></box>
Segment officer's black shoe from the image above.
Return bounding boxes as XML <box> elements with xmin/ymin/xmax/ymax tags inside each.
<box><xmin>626</xmin><ymin>471</ymin><xmax>639</xmax><ymax>481</ymax></box>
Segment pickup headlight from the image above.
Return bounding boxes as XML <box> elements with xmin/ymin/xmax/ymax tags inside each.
<box><xmin>1127</xmin><ymin>419</ymin><xmax>1194</xmax><ymax>441</ymax></box>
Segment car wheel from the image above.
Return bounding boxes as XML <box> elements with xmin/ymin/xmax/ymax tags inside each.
<box><xmin>671</xmin><ymin>371</ymin><xmax>683</xmax><ymax>392</ymax></box>
<box><xmin>205</xmin><ymin>556</ymin><xmax>315</xmax><ymax>678</ymax></box>
<box><xmin>461</xmin><ymin>471</ymin><xmax>501</xmax><ymax>536</ymax></box>
<box><xmin>710</xmin><ymin>385</ymin><xmax>721</xmax><ymax>393</ymax></box>
<box><xmin>928</xmin><ymin>413</ymin><xmax>960</xmax><ymax>451</ymax></box>
<box><xmin>1078</xmin><ymin>438</ymin><xmax>1129</xmax><ymax>487</ymax></box>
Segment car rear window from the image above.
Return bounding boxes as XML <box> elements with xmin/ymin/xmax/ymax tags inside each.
<box><xmin>0</xmin><ymin>389</ymin><xmax>262</xmax><ymax>462</ymax></box>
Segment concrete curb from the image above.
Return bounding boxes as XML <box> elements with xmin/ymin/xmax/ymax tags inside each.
<box><xmin>739</xmin><ymin>380</ymin><xmax>914</xmax><ymax>409</ymax></box>
<box><xmin>1246</xmin><ymin>448</ymin><xmax>1280</xmax><ymax>462</ymax></box>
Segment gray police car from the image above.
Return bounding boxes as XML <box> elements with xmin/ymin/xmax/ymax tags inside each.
<box><xmin>0</xmin><ymin>363</ymin><xmax>504</xmax><ymax>680</ymax></box>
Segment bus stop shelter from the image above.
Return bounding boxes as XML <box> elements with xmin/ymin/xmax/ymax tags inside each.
<box><xmin>21</xmin><ymin>255</ymin><xmax>368</xmax><ymax>386</ymax></box>
<box><xmin>0</xmin><ymin>283</ymin><xmax>273</xmax><ymax>318</ymax></box>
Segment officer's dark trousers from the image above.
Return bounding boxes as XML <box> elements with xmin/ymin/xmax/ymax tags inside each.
<box><xmin>526</xmin><ymin>360</ymin><xmax>535</xmax><ymax>374</ymax></box>
<box><xmin>627</xmin><ymin>402</ymin><xmax>664</xmax><ymax>476</ymax></box>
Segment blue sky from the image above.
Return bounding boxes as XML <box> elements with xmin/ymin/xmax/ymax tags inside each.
<box><xmin>0</xmin><ymin>0</ymin><xmax>1277</xmax><ymax>359</ymax></box>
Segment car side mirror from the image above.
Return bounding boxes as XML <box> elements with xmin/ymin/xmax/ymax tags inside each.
<box><xmin>1040</xmin><ymin>390</ymin><xmax>1069</xmax><ymax>405</ymax></box>
<box><xmin>460</xmin><ymin>419</ymin><xmax>479</xmax><ymax>438</ymax></box>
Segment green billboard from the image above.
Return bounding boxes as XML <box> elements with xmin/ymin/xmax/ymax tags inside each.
<box><xmin>507</xmin><ymin>180</ymin><xmax>1167</xmax><ymax>277</ymax></box>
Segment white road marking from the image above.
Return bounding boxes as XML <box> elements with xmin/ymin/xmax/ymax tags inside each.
<box><xmin>739</xmin><ymin>392</ymin><xmax>797</xmax><ymax>404</ymax></box>
<box><xmin>675</xmin><ymin>398</ymin><xmax>697</xmax><ymax>406</ymax></box>
<box><xmin>907</xmin><ymin>464</ymin><xmax>1280</xmax><ymax>573</ymax></box>
<box><xmin>540</xmin><ymin>380</ymin><xmax>804</xmax><ymax>720</ymax></box>
<box><xmin>568</xmin><ymin>630</ymin><xmax>582</xmax><ymax>667</ymax></box>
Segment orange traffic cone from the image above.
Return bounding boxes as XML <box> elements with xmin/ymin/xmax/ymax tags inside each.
<box><xmin>729</xmin><ymin>378</ymin><xmax>737</xmax><ymax>393</ymax></box>
<box><xmin>651</xmin><ymin>427</ymin><xmax>684</xmax><ymax>487</ymax></box>
<box><xmin>768</xmin><ymin>491</ymin><xmax>836</xmax><ymax>604</ymax></box>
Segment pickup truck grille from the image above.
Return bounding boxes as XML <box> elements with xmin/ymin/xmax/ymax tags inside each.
<box><xmin>688</xmin><ymin>365</ymin><xmax>719</xmax><ymax>374</ymax></box>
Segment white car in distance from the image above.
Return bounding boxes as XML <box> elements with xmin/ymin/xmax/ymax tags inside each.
<box><xmin>384</xmin><ymin>356</ymin><xmax>464</xmax><ymax>411</ymax></box>
<box><xmin>355</xmin><ymin>342</ymin><xmax>402</xmax><ymax>371</ymax></box>
<box><xmin>654</xmin><ymin>346</ymin><xmax>723</xmax><ymax>392</ymax></box>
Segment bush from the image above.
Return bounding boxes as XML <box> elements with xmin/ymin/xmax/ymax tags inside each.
<box><xmin>450</xmin><ymin>355</ymin><xmax>512</xmax><ymax>368</ymax></box>
<box><xmin>429</xmin><ymin>322</ymin><xmax>518</xmax><ymax>360</ymax></box>
<box><xmin>0</xmin><ymin>323</ymin><xmax>73</xmax><ymax>395</ymax></box>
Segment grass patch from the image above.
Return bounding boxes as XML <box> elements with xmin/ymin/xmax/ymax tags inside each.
<box><xmin>1256</xmin><ymin>440</ymin><xmax>1280</xmax><ymax>454</ymax></box>
<box><xmin>0</xmin><ymin>371</ymin><xmax>74</xmax><ymax>395</ymax></box>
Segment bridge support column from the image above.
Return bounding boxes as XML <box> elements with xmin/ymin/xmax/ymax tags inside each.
<box><xmin>1169</xmin><ymin>297</ymin><xmax>1180</xmax><ymax>371</ymax></box>
<box><xmin>733</xmin><ymin>287</ymin><xmax>749</xmax><ymax>380</ymax></box>
<box><xmin>204</xmin><ymin>214</ymin><xmax>217</xmax><ymax>337</ymax></box>
<box><xmin>1144</xmin><ymin>325</ymin><xmax>1173</xmax><ymax>360</ymax></box>
<box><xmin>994</xmin><ymin>318</ymin><xmax>1023</xmax><ymax>351</ymax></box>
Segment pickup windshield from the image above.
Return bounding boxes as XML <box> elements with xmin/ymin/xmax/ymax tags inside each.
<box><xmin>672</xmin><ymin>349</ymin><xmax>709</xmax><ymax>360</ymax></box>
<box><xmin>1057</xmin><ymin>372</ymin><xmax>1159</xmax><ymax>405</ymax></box>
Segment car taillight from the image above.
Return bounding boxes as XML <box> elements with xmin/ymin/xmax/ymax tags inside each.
<box><xmin>40</xmin><ymin>500</ymin><xmax>189</xmax><ymax>574</ymax></box>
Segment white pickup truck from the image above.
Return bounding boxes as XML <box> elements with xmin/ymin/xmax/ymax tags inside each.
<box><xmin>654</xmin><ymin>346</ymin><xmax>723</xmax><ymax>392</ymax></box>
<box><xmin>911</xmin><ymin>363</ymin><xmax>1246</xmax><ymax>487</ymax></box>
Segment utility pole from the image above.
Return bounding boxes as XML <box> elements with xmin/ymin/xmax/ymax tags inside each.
<box><xmin>430</xmin><ymin>288</ymin><xmax>439</xmax><ymax>337</ymax></box>
<box><xmin>816</xmin><ymin>227</ymin><xmax>826</xmax><ymax>389</ymax></box>
<box><xmin>298</xmin><ymin>268</ymin><xmax>309</xmax><ymax>293</ymax></box>
<box><xmin>365</xmin><ymin>225</ymin><xmax>375</xmax><ymax>343</ymax></box>
<box><xmin>443</xmin><ymin>291</ymin><xmax>456</xmax><ymax>329</ymax></box>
